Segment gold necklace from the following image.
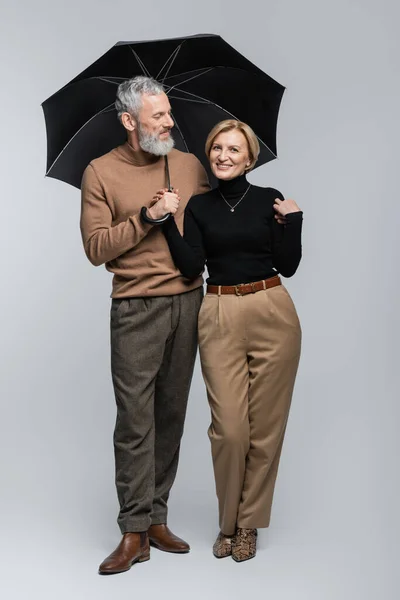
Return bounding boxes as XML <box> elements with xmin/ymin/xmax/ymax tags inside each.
<box><xmin>219</xmin><ymin>184</ymin><xmax>251</xmax><ymax>212</ymax></box>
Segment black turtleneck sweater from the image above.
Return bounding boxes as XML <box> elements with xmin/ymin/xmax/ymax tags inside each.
<box><xmin>162</xmin><ymin>174</ymin><xmax>303</xmax><ymax>285</ymax></box>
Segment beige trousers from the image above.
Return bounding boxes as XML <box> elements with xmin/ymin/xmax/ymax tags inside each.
<box><xmin>198</xmin><ymin>284</ymin><xmax>301</xmax><ymax>535</ymax></box>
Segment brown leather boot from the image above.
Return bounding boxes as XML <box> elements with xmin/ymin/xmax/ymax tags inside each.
<box><xmin>213</xmin><ymin>531</ymin><xmax>234</xmax><ymax>558</ymax></box>
<box><xmin>148</xmin><ymin>524</ymin><xmax>190</xmax><ymax>553</ymax></box>
<box><xmin>98</xmin><ymin>532</ymin><xmax>150</xmax><ymax>574</ymax></box>
<box><xmin>231</xmin><ymin>528</ymin><xmax>258</xmax><ymax>562</ymax></box>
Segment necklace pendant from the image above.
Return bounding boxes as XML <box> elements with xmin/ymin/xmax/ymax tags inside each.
<box><xmin>219</xmin><ymin>184</ymin><xmax>251</xmax><ymax>214</ymax></box>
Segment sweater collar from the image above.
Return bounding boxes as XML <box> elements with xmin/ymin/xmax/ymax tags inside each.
<box><xmin>118</xmin><ymin>142</ymin><xmax>162</xmax><ymax>167</ymax></box>
<box><xmin>218</xmin><ymin>174</ymin><xmax>249</xmax><ymax>199</ymax></box>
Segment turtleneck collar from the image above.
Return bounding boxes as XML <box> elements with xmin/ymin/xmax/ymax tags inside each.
<box><xmin>118</xmin><ymin>141</ymin><xmax>162</xmax><ymax>167</ymax></box>
<box><xmin>218</xmin><ymin>173</ymin><xmax>249</xmax><ymax>199</ymax></box>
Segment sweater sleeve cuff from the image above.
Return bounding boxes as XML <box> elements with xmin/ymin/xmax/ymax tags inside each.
<box><xmin>161</xmin><ymin>216</ymin><xmax>178</xmax><ymax>235</ymax></box>
<box><xmin>130</xmin><ymin>212</ymin><xmax>154</xmax><ymax>235</ymax></box>
<box><xmin>285</xmin><ymin>211</ymin><xmax>303</xmax><ymax>223</ymax></box>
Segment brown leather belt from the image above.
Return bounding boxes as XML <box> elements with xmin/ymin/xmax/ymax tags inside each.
<box><xmin>207</xmin><ymin>275</ymin><xmax>281</xmax><ymax>296</ymax></box>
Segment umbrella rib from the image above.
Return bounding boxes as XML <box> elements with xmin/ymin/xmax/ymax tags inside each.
<box><xmin>63</xmin><ymin>65</ymin><xmax>261</xmax><ymax>90</ymax></box>
<box><xmin>163</xmin><ymin>64</ymin><xmax>268</xmax><ymax>84</ymax></box>
<box><xmin>128</xmin><ymin>46</ymin><xmax>152</xmax><ymax>77</ymax></box>
<box><xmin>170</xmin><ymin>111</ymin><xmax>190</xmax><ymax>153</ymax></box>
<box><xmin>165</xmin><ymin>67</ymin><xmax>215</xmax><ymax>93</ymax></box>
<box><xmin>161</xmin><ymin>45</ymin><xmax>181</xmax><ymax>83</ymax></box>
<box><xmin>168</xmin><ymin>87</ymin><xmax>214</xmax><ymax>104</ymax></box>
<box><xmin>46</xmin><ymin>102</ymin><xmax>115</xmax><ymax>175</ymax></box>
<box><xmin>156</xmin><ymin>43</ymin><xmax>183</xmax><ymax>82</ymax></box>
<box><xmin>168</xmin><ymin>95</ymin><xmax>209</xmax><ymax>104</ymax></box>
<box><xmin>163</xmin><ymin>66</ymin><xmax>218</xmax><ymax>82</ymax></box>
<box><xmin>98</xmin><ymin>76</ymin><xmax>122</xmax><ymax>85</ymax></box>
<box><xmin>170</xmin><ymin>88</ymin><xmax>277</xmax><ymax>157</ymax></box>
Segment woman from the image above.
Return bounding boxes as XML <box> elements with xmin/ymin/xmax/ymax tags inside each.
<box><xmin>157</xmin><ymin>120</ymin><xmax>302</xmax><ymax>562</ymax></box>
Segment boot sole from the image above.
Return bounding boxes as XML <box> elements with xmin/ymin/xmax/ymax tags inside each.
<box><xmin>213</xmin><ymin>552</ymin><xmax>232</xmax><ymax>559</ymax></box>
<box><xmin>149</xmin><ymin>541</ymin><xmax>190</xmax><ymax>553</ymax></box>
<box><xmin>98</xmin><ymin>553</ymin><xmax>150</xmax><ymax>575</ymax></box>
<box><xmin>231</xmin><ymin>553</ymin><xmax>256</xmax><ymax>563</ymax></box>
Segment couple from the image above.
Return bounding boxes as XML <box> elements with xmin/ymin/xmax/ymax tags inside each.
<box><xmin>80</xmin><ymin>75</ymin><xmax>302</xmax><ymax>574</ymax></box>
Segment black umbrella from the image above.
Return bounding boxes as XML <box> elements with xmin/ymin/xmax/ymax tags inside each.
<box><xmin>42</xmin><ymin>34</ymin><xmax>285</xmax><ymax>189</ymax></box>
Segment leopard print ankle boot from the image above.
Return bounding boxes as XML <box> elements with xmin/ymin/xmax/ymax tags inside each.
<box><xmin>231</xmin><ymin>528</ymin><xmax>257</xmax><ymax>562</ymax></box>
<box><xmin>213</xmin><ymin>531</ymin><xmax>234</xmax><ymax>558</ymax></box>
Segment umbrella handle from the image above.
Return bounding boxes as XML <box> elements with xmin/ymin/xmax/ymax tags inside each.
<box><xmin>139</xmin><ymin>154</ymin><xmax>173</xmax><ymax>225</ymax></box>
<box><xmin>164</xmin><ymin>154</ymin><xmax>172</xmax><ymax>218</ymax></box>
<box><xmin>164</xmin><ymin>154</ymin><xmax>172</xmax><ymax>192</ymax></box>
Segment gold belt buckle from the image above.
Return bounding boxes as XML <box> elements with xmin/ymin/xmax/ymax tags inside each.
<box><xmin>235</xmin><ymin>284</ymin><xmax>243</xmax><ymax>296</ymax></box>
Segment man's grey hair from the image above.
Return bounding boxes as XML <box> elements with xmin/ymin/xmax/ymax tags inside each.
<box><xmin>115</xmin><ymin>76</ymin><xmax>165</xmax><ymax>122</ymax></box>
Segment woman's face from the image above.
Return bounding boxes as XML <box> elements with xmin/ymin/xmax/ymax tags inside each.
<box><xmin>209</xmin><ymin>129</ymin><xmax>251</xmax><ymax>181</ymax></box>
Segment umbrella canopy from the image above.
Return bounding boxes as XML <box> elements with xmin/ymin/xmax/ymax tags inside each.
<box><xmin>42</xmin><ymin>34</ymin><xmax>285</xmax><ymax>189</ymax></box>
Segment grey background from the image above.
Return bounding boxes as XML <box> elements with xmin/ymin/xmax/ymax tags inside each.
<box><xmin>1</xmin><ymin>0</ymin><xmax>399</xmax><ymax>598</ymax></box>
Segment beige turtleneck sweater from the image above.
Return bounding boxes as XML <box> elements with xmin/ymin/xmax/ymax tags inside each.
<box><xmin>80</xmin><ymin>142</ymin><xmax>210</xmax><ymax>298</ymax></box>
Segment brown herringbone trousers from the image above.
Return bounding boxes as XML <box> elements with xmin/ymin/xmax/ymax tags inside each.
<box><xmin>198</xmin><ymin>284</ymin><xmax>301</xmax><ymax>535</ymax></box>
<box><xmin>110</xmin><ymin>287</ymin><xmax>203</xmax><ymax>533</ymax></box>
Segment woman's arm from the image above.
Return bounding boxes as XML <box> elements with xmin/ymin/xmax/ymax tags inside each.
<box><xmin>271</xmin><ymin>192</ymin><xmax>303</xmax><ymax>277</ymax></box>
<box><xmin>163</xmin><ymin>204</ymin><xmax>206</xmax><ymax>280</ymax></box>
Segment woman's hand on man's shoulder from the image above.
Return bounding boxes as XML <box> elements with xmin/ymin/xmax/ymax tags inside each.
<box><xmin>273</xmin><ymin>197</ymin><xmax>302</xmax><ymax>225</ymax></box>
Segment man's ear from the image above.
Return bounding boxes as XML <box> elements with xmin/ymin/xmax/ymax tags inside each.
<box><xmin>121</xmin><ymin>112</ymin><xmax>137</xmax><ymax>132</ymax></box>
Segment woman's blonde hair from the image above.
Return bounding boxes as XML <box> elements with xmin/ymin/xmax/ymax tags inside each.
<box><xmin>205</xmin><ymin>119</ymin><xmax>260</xmax><ymax>171</ymax></box>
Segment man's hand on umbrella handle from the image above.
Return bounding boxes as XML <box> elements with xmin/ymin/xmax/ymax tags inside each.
<box><xmin>148</xmin><ymin>188</ymin><xmax>180</xmax><ymax>218</ymax></box>
<box><xmin>273</xmin><ymin>198</ymin><xmax>301</xmax><ymax>225</ymax></box>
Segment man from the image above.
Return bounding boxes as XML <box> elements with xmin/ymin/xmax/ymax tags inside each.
<box><xmin>80</xmin><ymin>76</ymin><xmax>209</xmax><ymax>575</ymax></box>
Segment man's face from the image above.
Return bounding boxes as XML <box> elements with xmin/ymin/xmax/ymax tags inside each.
<box><xmin>137</xmin><ymin>92</ymin><xmax>175</xmax><ymax>156</ymax></box>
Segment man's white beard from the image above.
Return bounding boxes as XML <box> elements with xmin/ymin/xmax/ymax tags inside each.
<box><xmin>138</xmin><ymin>124</ymin><xmax>175</xmax><ymax>156</ymax></box>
